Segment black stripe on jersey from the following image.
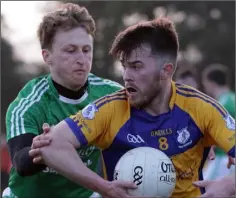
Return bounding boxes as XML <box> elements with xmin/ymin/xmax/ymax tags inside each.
<box><xmin>176</xmin><ymin>87</ymin><xmax>227</xmax><ymax>117</ymax></box>
<box><xmin>94</xmin><ymin>89</ymin><xmax>126</xmax><ymax>106</ymax></box>
<box><xmin>96</xmin><ymin>97</ymin><xmax>127</xmax><ymax>109</ymax></box>
<box><xmin>176</xmin><ymin>83</ymin><xmax>227</xmax><ymax>116</ymax></box>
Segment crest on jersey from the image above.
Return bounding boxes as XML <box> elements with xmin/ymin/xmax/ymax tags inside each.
<box><xmin>223</xmin><ymin>113</ymin><xmax>235</xmax><ymax>130</ymax></box>
<box><xmin>177</xmin><ymin>127</ymin><xmax>190</xmax><ymax>145</ymax></box>
<box><xmin>82</xmin><ymin>103</ymin><xmax>98</xmax><ymax>120</ymax></box>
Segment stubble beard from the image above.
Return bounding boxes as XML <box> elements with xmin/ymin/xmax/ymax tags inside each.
<box><xmin>131</xmin><ymin>87</ymin><xmax>161</xmax><ymax>109</ymax></box>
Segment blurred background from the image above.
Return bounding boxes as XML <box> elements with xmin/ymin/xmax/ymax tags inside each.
<box><xmin>1</xmin><ymin>0</ymin><xmax>235</xmax><ymax>193</ymax></box>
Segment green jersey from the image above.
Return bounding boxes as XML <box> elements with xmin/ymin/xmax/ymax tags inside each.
<box><xmin>6</xmin><ymin>73</ymin><xmax>123</xmax><ymax>198</ymax></box>
<box><xmin>215</xmin><ymin>91</ymin><xmax>235</xmax><ymax>156</ymax></box>
<box><xmin>218</xmin><ymin>91</ymin><xmax>235</xmax><ymax>118</ymax></box>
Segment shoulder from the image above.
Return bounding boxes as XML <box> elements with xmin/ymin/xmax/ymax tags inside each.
<box><xmin>6</xmin><ymin>75</ymin><xmax>50</xmax><ymax>118</ymax></box>
<box><xmin>16</xmin><ymin>75</ymin><xmax>49</xmax><ymax>99</ymax></box>
<box><xmin>80</xmin><ymin>89</ymin><xmax>128</xmax><ymax>122</ymax></box>
<box><xmin>92</xmin><ymin>89</ymin><xmax>127</xmax><ymax>109</ymax></box>
<box><xmin>175</xmin><ymin>82</ymin><xmax>227</xmax><ymax>118</ymax></box>
<box><xmin>83</xmin><ymin>89</ymin><xmax>128</xmax><ymax>114</ymax></box>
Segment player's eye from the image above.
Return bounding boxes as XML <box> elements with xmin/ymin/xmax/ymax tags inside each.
<box><xmin>65</xmin><ymin>48</ymin><xmax>76</xmax><ymax>53</ymax></box>
<box><xmin>132</xmin><ymin>64</ymin><xmax>141</xmax><ymax>70</ymax></box>
<box><xmin>83</xmin><ymin>46</ymin><xmax>91</xmax><ymax>53</ymax></box>
<box><xmin>131</xmin><ymin>62</ymin><xmax>143</xmax><ymax>70</ymax></box>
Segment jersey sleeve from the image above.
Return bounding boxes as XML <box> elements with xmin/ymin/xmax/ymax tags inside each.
<box><xmin>6</xmin><ymin>95</ymin><xmax>46</xmax><ymax>141</ymax></box>
<box><xmin>204</xmin><ymin>102</ymin><xmax>235</xmax><ymax>157</ymax></box>
<box><xmin>64</xmin><ymin>97</ymin><xmax>114</xmax><ymax>149</ymax></box>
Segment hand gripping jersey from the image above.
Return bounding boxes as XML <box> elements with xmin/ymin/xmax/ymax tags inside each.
<box><xmin>66</xmin><ymin>81</ymin><xmax>235</xmax><ymax>198</ymax></box>
<box><xmin>6</xmin><ymin>73</ymin><xmax>123</xmax><ymax>198</ymax></box>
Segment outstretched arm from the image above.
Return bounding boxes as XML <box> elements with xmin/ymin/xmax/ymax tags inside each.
<box><xmin>29</xmin><ymin>121</ymin><xmax>109</xmax><ymax>194</ymax></box>
<box><xmin>30</xmin><ymin>97</ymin><xmax>137</xmax><ymax>198</ymax></box>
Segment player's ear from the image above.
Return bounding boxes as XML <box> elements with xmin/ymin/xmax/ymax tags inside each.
<box><xmin>42</xmin><ymin>49</ymin><xmax>52</xmax><ymax>66</ymax></box>
<box><xmin>160</xmin><ymin>63</ymin><xmax>174</xmax><ymax>80</ymax></box>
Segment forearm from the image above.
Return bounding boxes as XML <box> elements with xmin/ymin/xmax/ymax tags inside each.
<box><xmin>40</xmin><ymin>141</ymin><xmax>109</xmax><ymax>194</ymax></box>
<box><xmin>8</xmin><ymin>134</ymin><xmax>46</xmax><ymax>176</ymax></box>
<box><xmin>13</xmin><ymin>147</ymin><xmax>46</xmax><ymax>176</ymax></box>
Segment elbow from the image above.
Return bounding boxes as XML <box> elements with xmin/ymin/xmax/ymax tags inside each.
<box><xmin>13</xmin><ymin>157</ymin><xmax>28</xmax><ymax>176</ymax></box>
<box><xmin>15</xmin><ymin>163</ymin><xmax>37</xmax><ymax>177</ymax></box>
<box><xmin>14</xmin><ymin>158</ymin><xmax>46</xmax><ymax>177</ymax></box>
<box><xmin>49</xmin><ymin>121</ymin><xmax>81</xmax><ymax>148</ymax></box>
<box><xmin>13</xmin><ymin>147</ymin><xmax>46</xmax><ymax>177</ymax></box>
<box><xmin>7</xmin><ymin>134</ymin><xmax>48</xmax><ymax>177</ymax></box>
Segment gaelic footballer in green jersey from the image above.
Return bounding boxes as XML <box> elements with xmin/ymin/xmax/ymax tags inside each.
<box><xmin>4</xmin><ymin>3</ymin><xmax>123</xmax><ymax>198</ymax></box>
<box><xmin>6</xmin><ymin>73</ymin><xmax>122</xmax><ymax>198</ymax></box>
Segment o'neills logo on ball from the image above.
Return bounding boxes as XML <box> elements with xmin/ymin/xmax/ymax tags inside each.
<box><xmin>161</xmin><ymin>162</ymin><xmax>175</xmax><ymax>173</ymax></box>
<box><xmin>160</xmin><ymin>174</ymin><xmax>176</xmax><ymax>184</ymax></box>
<box><xmin>159</xmin><ymin>161</ymin><xmax>176</xmax><ymax>185</ymax></box>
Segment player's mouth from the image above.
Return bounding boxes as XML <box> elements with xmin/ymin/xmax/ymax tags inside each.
<box><xmin>126</xmin><ymin>87</ymin><xmax>138</xmax><ymax>96</ymax></box>
<box><xmin>73</xmin><ymin>69</ymin><xmax>86</xmax><ymax>75</ymax></box>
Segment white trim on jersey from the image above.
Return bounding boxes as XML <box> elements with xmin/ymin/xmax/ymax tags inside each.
<box><xmin>10</xmin><ymin>78</ymin><xmax>49</xmax><ymax>137</ymax></box>
<box><xmin>89</xmin><ymin>81</ymin><xmax>123</xmax><ymax>88</ymax></box>
<box><xmin>20</xmin><ymin>86</ymin><xmax>49</xmax><ymax>134</ymax></box>
<box><xmin>88</xmin><ymin>75</ymin><xmax>103</xmax><ymax>81</ymax></box>
<box><xmin>88</xmin><ymin>74</ymin><xmax>124</xmax><ymax>88</ymax></box>
<box><xmin>59</xmin><ymin>91</ymin><xmax>89</xmax><ymax>104</ymax></box>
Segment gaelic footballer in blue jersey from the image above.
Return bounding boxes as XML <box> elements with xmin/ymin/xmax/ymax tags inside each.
<box><xmin>29</xmin><ymin>17</ymin><xmax>235</xmax><ymax>198</ymax></box>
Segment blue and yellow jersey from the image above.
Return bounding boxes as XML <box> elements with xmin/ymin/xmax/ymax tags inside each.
<box><xmin>65</xmin><ymin>81</ymin><xmax>235</xmax><ymax>198</ymax></box>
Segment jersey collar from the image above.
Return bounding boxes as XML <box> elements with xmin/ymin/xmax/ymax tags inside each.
<box><xmin>47</xmin><ymin>75</ymin><xmax>89</xmax><ymax>104</ymax></box>
<box><xmin>169</xmin><ymin>81</ymin><xmax>177</xmax><ymax>109</ymax></box>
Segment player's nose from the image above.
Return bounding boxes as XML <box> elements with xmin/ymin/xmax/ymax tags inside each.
<box><xmin>123</xmin><ymin>68</ymin><xmax>134</xmax><ymax>82</ymax></box>
<box><xmin>75</xmin><ymin>51</ymin><xmax>85</xmax><ymax>65</ymax></box>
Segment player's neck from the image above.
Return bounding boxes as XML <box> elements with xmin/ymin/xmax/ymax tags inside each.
<box><xmin>52</xmin><ymin>75</ymin><xmax>83</xmax><ymax>91</ymax></box>
<box><xmin>144</xmin><ymin>82</ymin><xmax>172</xmax><ymax>116</ymax></box>
<box><xmin>52</xmin><ymin>79</ymin><xmax>88</xmax><ymax>100</ymax></box>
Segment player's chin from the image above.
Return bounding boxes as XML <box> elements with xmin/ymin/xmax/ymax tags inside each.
<box><xmin>129</xmin><ymin>100</ymin><xmax>137</xmax><ymax>107</ymax></box>
<box><xmin>71</xmin><ymin>74</ymin><xmax>87</xmax><ymax>84</ymax></box>
<box><xmin>129</xmin><ymin>98</ymin><xmax>143</xmax><ymax>108</ymax></box>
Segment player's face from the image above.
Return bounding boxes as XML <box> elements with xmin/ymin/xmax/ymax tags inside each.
<box><xmin>43</xmin><ymin>27</ymin><xmax>93</xmax><ymax>90</ymax></box>
<box><xmin>122</xmin><ymin>44</ymin><xmax>165</xmax><ymax>108</ymax></box>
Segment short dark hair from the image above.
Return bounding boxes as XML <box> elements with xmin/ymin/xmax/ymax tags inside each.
<box><xmin>37</xmin><ymin>3</ymin><xmax>96</xmax><ymax>50</ymax></box>
<box><xmin>110</xmin><ymin>17</ymin><xmax>179</xmax><ymax>65</ymax></box>
<box><xmin>207</xmin><ymin>70</ymin><xmax>227</xmax><ymax>86</ymax></box>
<box><xmin>204</xmin><ymin>64</ymin><xmax>230</xmax><ymax>86</ymax></box>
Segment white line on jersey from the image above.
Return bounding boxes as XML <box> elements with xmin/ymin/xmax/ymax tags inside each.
<box><xmin>10</xmin><ymin>78</ymin><xmax>48</xmax><ymax>137</ymax></box>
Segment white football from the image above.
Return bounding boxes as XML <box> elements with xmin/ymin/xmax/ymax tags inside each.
<box><xmin>113</xmin><ymin>147</ymin><xmax>176</xmax><ymax>197</ymax></box>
